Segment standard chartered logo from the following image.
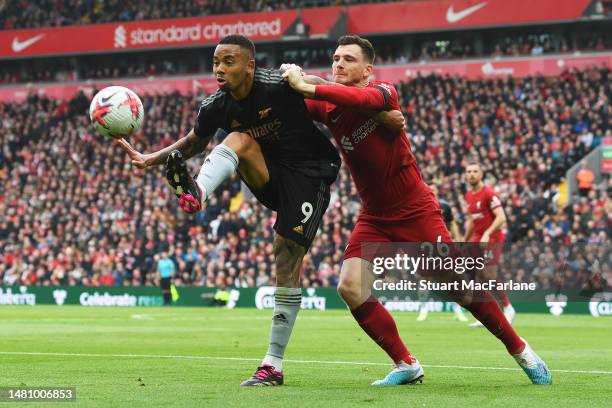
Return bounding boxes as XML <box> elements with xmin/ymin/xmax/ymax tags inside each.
<box><xmin>114</xmin><ymin>25</ymin><xmax>126</xmax><ymax>48</ymax></box>
<box><xmin>118</xmin><ymin>19</ymin><xmax>282</xmax><ymax>49</ymax></box>
<box><xmin>589</xmin><ymin>292</ymin><xmax>612</xmax><ymax>317</ymax></box>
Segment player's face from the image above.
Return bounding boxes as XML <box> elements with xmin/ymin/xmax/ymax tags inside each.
<box><xmin>332</xmin><ymin>44</ymin><xmax>372</xmax><ymax>86</ymax></box>
<box><xmin>213</xmin><ymin>44</ymin><xmax>255</xmax><ymax>92</ymax></box>
<box><xmin>465</xmin><ymin>165</ymin><xmax>483</xmax><ymax>187</ymax></box>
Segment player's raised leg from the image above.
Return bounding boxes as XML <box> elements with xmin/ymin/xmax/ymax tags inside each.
<box><xmin>338</xmin><ymin>257</ymin><xmax>423</xmax><ymax>386</ymax></box>
<box><xmin>166</xmin><ymin>131</ymin><xmax>266</xmax><ymax>214</ymax></box>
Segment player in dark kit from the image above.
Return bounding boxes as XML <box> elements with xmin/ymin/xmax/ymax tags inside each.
<box><xmin>283</xmin><ymin>35</ymin><xmax>551</xmax><ymax>385</ymax></box>
<box><xmin>117</xmin><ymin>35</ymin><xmax>345</xmax><ymax>386</ymax></box>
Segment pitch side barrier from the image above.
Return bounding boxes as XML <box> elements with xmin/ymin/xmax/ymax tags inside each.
<box><xmin>0</xmin><ymin>286</ymin><xmax>610</xmax><ymax>317</ymax></box>
<box><xmin>2</xmin><ymin>239</ymin><xmax>609</xmax><ymax>315</ymax></box>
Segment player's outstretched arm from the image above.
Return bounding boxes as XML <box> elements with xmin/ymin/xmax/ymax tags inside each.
<box><xmin>283</xmin><ymin>67</ymin><xmax>386</xmax><ymax>110</ymax></box>
<box><xmin>279</xmin><ymin>64</ymin><xmax>336</xmax><ymax>86</ymax></box>
<box><xmin>116</xmin><ymin>129</ymin><xmax>211</xmax><ymax>169</ymax></box>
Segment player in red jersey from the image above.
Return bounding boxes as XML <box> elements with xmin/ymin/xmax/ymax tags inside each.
<box><xmin>464</xmin><ymin>162</ymin><xmax>516</xmax><ymax>326</ymax></box>
<box><xmin>282</xmin><ymin>35</ymin><xmax>550</xmax><ymax>385</ymax></box>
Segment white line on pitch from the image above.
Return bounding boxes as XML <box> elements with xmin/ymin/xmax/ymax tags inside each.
<box><xmin>1</xmin><ymin>351</ymin><xmax>611</xmax><ymax>375</ymax></box>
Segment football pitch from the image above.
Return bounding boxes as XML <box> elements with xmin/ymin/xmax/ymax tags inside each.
<box><xmin>1</xmin><ymin>306</ymin><xmax>611</xmax><ymax>407</ymax></box>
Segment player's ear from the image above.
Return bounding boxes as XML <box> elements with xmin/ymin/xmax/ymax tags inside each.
<box><xmin>364</xmin><ymin>64</ymin><xmax>373</xmax><ymax>80</ymax></box>
<box><xmin>246</xmin><ymin>58</ymin><xmax>256</xmax><ymax>75</ymax></box>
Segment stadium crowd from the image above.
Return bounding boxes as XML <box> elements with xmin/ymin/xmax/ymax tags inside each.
<box><xmin>0</xmin><ymin>67</ymin><xmax>610</xmax><ymax>290</ymax></box>
<box><xmin>1</xmin><ymin>0</ymin><xmax>399</xmax><ymax>29</ymax></box>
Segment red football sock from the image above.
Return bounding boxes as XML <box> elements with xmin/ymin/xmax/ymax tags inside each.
<box><xmin>465</xmin><ymin>290</ymin><xmax>524</xmax><ymax>354</ymax></box>
<box><xmin>495</xmin><ymin>290</ymin><xmax>511</xmax><ymax>308</ymax></box>
<box><xmin>350</xmin><ymin>295</ymin><xmax>413</xmax><ymax>364</ymax></box>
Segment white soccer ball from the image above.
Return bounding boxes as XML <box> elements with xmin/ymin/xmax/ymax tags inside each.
<box><xmin>89</xmin><ymin>86</ymin><xmax>144</xmax><ymax>139</ymax></box>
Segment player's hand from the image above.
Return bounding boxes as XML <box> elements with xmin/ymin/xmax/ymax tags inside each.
<box><xmin>282</xmin><ymin>66</ymin><xmax>305</xmax><ymax>87</ymax></box>
<box><xmin>374</xmin><ymin>110</ymin><xmax>405</xmax><ymax>133</ymax></box>
<box><xmin>116</xmin><ymin>138</ymin><xmax>154</xmax><ymax>169</ymax></box>
<box><xmin>282</xmin><ymin>67</ymin><xmax>315</xmax><ymax>97</ymax></box>
<box><xmin>480</xmin><ymin>233</ymin><xmax>490</xmax><ymax>244</ymax></box>
<box><xmin>279</xmin><ymin>63</ymin><xmax>303</xmax><ymax>74</ymax></box>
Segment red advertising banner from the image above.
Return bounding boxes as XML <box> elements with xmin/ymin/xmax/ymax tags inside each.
<box><xmin>348</xmin><ymin>0</ymin><xmax>593</xmax><ymax>34</ymax></box>
<box><xmin>0</xmin><ymin>1</ymin><xmax>594</xmax><ymax>59</ymax></box>
<box><xmin>0</xmin><ymin>53</ymin><xmax>609</xmax><ymax>102</ymax></box>
<box><xmin>0</xmin><ymin>10</ymin><xmax>298</xmax><ymax>58</ymax></box>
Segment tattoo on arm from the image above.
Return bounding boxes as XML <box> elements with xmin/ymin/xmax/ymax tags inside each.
<box><xmin>303</xmin><ymin>75</ymin><xmax>335</xmax><ymax>86</ymax></box>
<box><xmin>150</xmin><ymin>130</ymin><xmax>211</xmax><ymax>165</ymax></box>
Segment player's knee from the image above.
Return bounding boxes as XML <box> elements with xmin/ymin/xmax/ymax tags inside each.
<box><xmin>337</xmin><ymin>275</ymin><xmax>360</xmax><ymax>303</ymax></box>
<box><xmin>222</xmin><ymin>132</ymin><xmax>254</xmax><ymax>157</ymax></box>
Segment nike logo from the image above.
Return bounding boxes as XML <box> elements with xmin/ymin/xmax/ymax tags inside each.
<box><xmin>330</xmin><ymin>113</ymin><xmax>343</xmax><ymax>123</ymax></box>
<box><xmin>101</xmin><ymin>92</ymin><xmax>119</xmax><ymax>103</ymax></box>
<box><xmin>446</xmin><ymin>2</ymin><xmax>487</xmax><ymax>23</ymax></box>
<box><xmin>11</xmin><ymin>34</ymin><xmax>45</xmax><ymax>53</ymax></box>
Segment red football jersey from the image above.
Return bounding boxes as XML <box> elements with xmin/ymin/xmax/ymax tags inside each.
<box><xmin>465</xmin><ymin>186</ymin><xmax>505</xmax><ymax>242</ymax></box>
<box><xmin>305</xmin><ymin>81</ymin><xmax>437</xmax><ymax>221</ymax></box>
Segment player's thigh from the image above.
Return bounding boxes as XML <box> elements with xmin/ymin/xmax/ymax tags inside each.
<box><xmin>275</xmin><ymin>173</ymin><xmax>330</xmax><ymax>250</ymax></box>
<box><xmin>344</xmin><ymin>219</ymin><xmax>392</xmax><ymax>262</ymax></box>
<box><xmin>222</xmin><ymin>131</ymin><xmax>269</xmax><ymax>190</ymax></box>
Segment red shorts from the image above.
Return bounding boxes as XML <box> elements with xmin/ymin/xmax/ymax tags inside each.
<box><xmin>344</xmin><ymin>210</ymin><xmax>453</xmax><ymax>261</ymax></box>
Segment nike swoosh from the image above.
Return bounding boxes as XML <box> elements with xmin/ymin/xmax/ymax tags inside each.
<box><xmin>101</xmin><ymin>91</ymin><xmax>119</xmax><ymax>103</ymax></box>
<box><xmin>12</xmin><ymin>34</ymin><xmax>45</xmax><ymax>53</ymax></box>
<box><xmin>446</xmin><ymin>2</ymin><xmax>487</xmax><ymax>23</ymax></box>
<box><xmin>330</xmin><ymin>114</ymin><xmax>343</xmax><ymax>123</ymax></box>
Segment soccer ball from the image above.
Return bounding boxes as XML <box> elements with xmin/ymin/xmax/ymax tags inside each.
<box><xmin>89</xmin><ymin>86</ymin><xmax>144</xmax><ymax>139</ymax></box>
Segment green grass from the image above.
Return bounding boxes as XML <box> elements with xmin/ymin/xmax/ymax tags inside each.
<box><xmin>1</xmin><ymin>306</ymin><xmax>611</xmax><ymax>407</ymax></box>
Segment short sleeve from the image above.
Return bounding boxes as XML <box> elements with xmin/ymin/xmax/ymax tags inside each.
<box><xmin>488</xmin><ymin>190</ymin><xmax>502</xmax><ymax>210</ymax></box>
<box><xmin>373</xmin><ymin>81</ymin><xmax>400</xmax><ymax>111</ymax></box>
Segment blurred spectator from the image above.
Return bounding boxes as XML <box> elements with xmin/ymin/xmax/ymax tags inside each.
<box><xmin>1</xmin><ymin>0</ymin><xmax>402</xmax><ymax>30</ymax></box>
<box><xmin>0</xmin><ymin>67</ymin><xmax>610</xmax><ymax>291</ymax></box>
<box><xmin>576</xmin><ymin>161</ymin><xmax>595</xmax><ymax>197</ymax></box>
